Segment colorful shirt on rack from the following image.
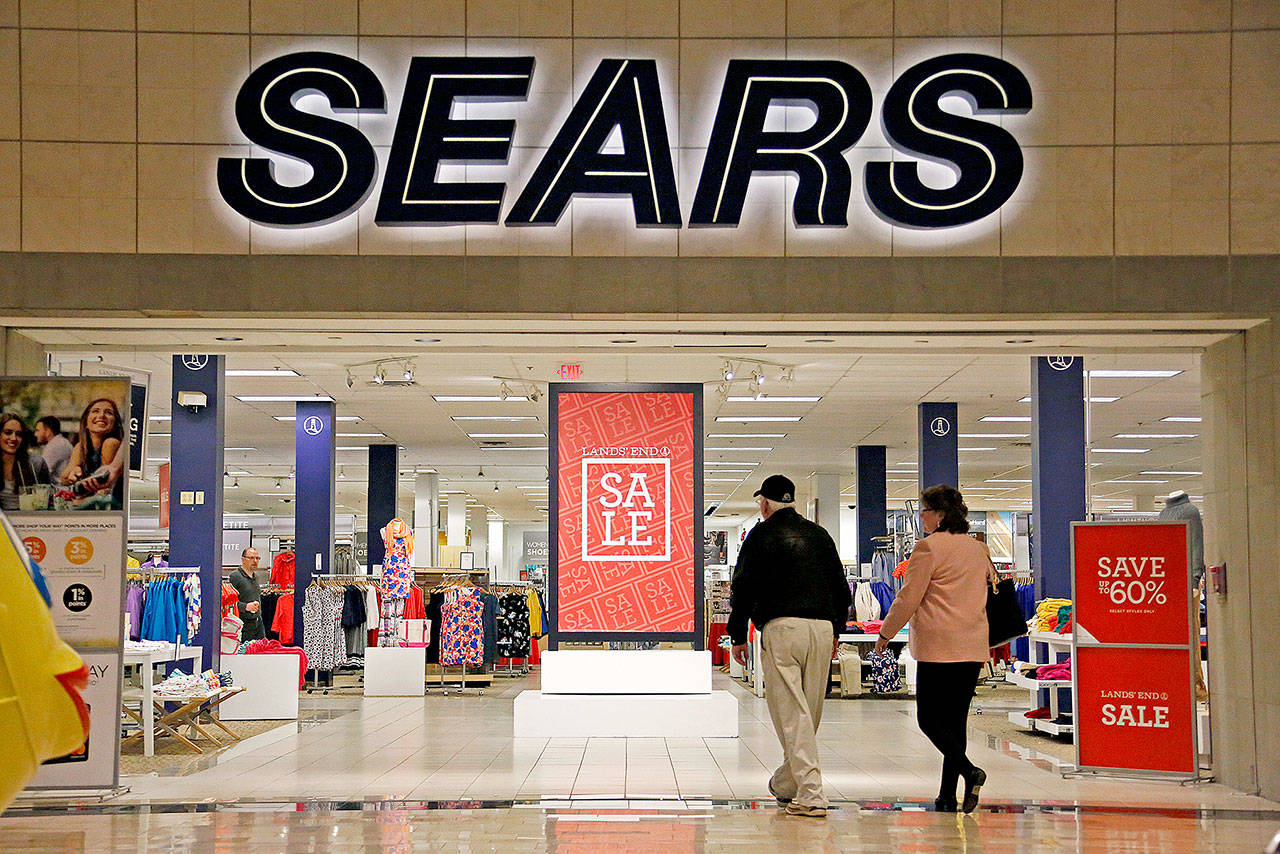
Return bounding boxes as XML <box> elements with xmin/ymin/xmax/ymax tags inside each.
<box><xmin>183</xmin><ymin>574</ymin><xmax>201</xmax><ymax>640</ymax></box>
<box><xmin>496</xmin><ymin>592</ymin><xmax>532</xmax><ymax>658</ymax></box>
<box><xmin>270</xmin><ymin>552</ymin><xmax>295</xmax><ymax>587</ymax></box>
<box><xmin>380</xmin><ymin>519</ymin><xmax>414</xmax><ymax>599</ymax></box>
<box><xmin>439</xmin><ymin>587</ymin><xmax>484</xmax><ymax>666</ymax></box>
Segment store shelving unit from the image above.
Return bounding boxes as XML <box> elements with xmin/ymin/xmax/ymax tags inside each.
<box><xmin>1007</xmin><ymin>630</ymin><xmax>1074</xmax><ymax>737</ymax></box>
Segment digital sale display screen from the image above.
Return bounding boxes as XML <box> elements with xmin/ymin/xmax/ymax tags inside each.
<box><xmin>549</xmin><ymin>384</ymin><xmax>703</xmax><ymax>645</ymax></box>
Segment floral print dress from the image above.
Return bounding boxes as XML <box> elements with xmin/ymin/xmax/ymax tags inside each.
<box><xmin>439</xmin><ymin>588</ymin><xmax>485</xmax><ymax>666</ymax></box>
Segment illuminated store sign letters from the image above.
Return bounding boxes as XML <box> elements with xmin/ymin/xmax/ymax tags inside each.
<box><xmin>218</xmin><ymin>52</ymin><xmax>1031</xmax><ymax>230</ymax></box>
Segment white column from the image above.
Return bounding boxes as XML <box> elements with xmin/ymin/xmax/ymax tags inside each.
<box><xmin>809</xmin><ymin>472</ymin><xmax>842</xmax><ymax>553</ymax></box>
<box><xmin>488</xmin><ymin>520</ymin><xmax>505</xmax><ymax>580</ymax></box>
<box><xmin>447</xmin><ymin>496</ymin><xmax>467</xmax><ymax>546</ymax></box>
<box><xmin>469</xmin><ymin>508</ymin><xmax>488</xmax><ymax>568</ymax></box>
<box><xmin>413</xmin><ymin>473</ymin><xmax>438</xmax><ymax>567</ymax></box>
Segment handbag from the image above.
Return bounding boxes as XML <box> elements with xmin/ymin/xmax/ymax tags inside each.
<box><xmin>986</xmin><ymin>564</ymin><xmax>1028</xmax><ymax>648</ymax></box>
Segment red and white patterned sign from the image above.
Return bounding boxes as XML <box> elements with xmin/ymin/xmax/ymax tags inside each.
<box><xmin>556</xmin><ymin>390</ymin><xmax>696</xmax><ymax>634</ymax></box>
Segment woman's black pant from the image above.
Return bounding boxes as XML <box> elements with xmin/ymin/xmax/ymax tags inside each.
<box><xmin>915</xmin><ymin>661</ymin><xmax>984</xmax><ymax>800</ymax></box>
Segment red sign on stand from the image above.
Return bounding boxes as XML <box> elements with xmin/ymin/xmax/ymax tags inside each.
<box><xmin>551</xmin><ymin>384</ymin><xmax>702</xmax><ymax>644</ymax></box>
<box><xmin>1071</xmin><ymin>521</ymin><xmax>1197</xmax><ymax>778</ymax></box>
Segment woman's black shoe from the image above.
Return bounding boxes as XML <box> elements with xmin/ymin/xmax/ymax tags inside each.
<box><xmin>934</xmin><ymin>797</ymin><xmax>958</xmax><ymax>812</ymax></box>
<box><xmin>961</xmin><ymin>767</ymin><xmax>986</xmax><ymax>814</ymax></box>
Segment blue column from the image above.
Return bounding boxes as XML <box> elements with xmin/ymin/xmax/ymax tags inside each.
<box><xmin>918</xmin><ymin>402</ymin><xmax>959</xmax><ymax>492</ymax></box>
<box><xmin>856</xmin><ymin>445</ymin><xmax>887</xmax><ymax>566</ymax></box>
<box><xmin>295</xmin><ymin>401</ymin><xmax>336</xmax><ymax>647</ymax></box>
<box><xmin>170</xmin><ymin>354</ymin><xmax>225</xmax><ymax>669</ymax></box>
<box><xmin>1032</xmin><ymin>356</ymin><xmax>1087</xmax><ymax>600</ymax></box>
<box><xmin>367</xmin><ymin>444</ymin><xmax>398</xmax><ymax>572</ymax></box>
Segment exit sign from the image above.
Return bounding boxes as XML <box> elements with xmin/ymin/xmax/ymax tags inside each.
<box><xmin>557</xmin><ymin>364</ymin><xmax>583</xmax><ymax>381</ymax></box>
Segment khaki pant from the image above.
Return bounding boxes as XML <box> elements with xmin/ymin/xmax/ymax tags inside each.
<box><xmin>761</xmin><ymin>617</ymin><xmax>833</xmax><ymax>809</ymax></box>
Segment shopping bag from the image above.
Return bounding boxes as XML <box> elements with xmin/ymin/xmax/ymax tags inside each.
<box><xmin>987</xmin><ymin>565</ymin><xmax>1029</xmax><ymax>648</ymax></box>
<box><xmin>869</xmin><ymin>649</ymin><xmax>902</xmax><ymax>693</ymax></box>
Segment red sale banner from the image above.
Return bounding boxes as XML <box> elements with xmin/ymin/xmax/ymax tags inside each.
<box><xmin>1075</xmin><ymin>646</ymin><xmax>1196</xmax><ymax>774</ymax></box>
<box><xmin>1072</xmin><ymin>521</ymin><xmax>1191</xmax><ymax>646</ymax></box>
<box><xmin>552</xmin><ymin>385</ymin><xmax>701</xmax><ymax>639</ymax></box>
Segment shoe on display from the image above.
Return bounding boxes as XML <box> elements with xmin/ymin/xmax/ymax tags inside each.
<box><xmin>961</xmin><ymin>767</ymin><xmax>986</xmax><ymax>814</ymax></box>
<box><xmin>784</xmin><ymin>802</ymin><xmax>827</xmax><ymax>818</ymax></box>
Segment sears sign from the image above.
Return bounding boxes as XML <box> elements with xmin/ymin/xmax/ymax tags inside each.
<box><xmin>218</xmin><ymin>52</ymin><xmax>1031</xmax><ymax>230</ymax></box>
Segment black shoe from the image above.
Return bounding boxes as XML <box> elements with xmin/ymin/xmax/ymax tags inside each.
<box><xmin>934</xmin><ymin>797</ymin><xmax>958</xmax><ymax>812</ymax></box>
<box><xmin>768</xmin><ymin>781</ymin><xmax>792</xmax><ymax>806</ymax></box>
<box><xmin>961</xmin><ymin>767</ymin><xmax>986</xmax><ymax>814</ymax></box>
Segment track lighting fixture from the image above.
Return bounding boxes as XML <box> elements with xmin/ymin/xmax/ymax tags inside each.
<box><xmin>346</xmin><ymin>370</ymin><xmax>354</xmax><ymax>388</ymax></box>
<box><xmin>402</xmin><ymin>362</ymin><xmax>414</xmax><ymax>382</ymax></box>
<box><xmin>338</xmin><ymin>467</ymin><xmax>346</xmax><ymax>480</ymax></box>
<box><xmin>373</xmin><ymin>366</ymin><xmax>386</xmax><ymax>385</ymax></box>
<box><xmin>723</xmin><ymin>362</ymin><xmax>735</xmax><ymax>382</ymax></box>
<box><xmin>499</xmin><ymin>382</ymin><xmax>512</xmax><ymax>401</ymax></box>
<box><xmin>274</xmin><ymin>478</ymin><xmax>282</xmax><ymax>489</ymax></box>
<box><xmin>494</xmin><ymin>482</ymin><xmax>500</xmax><ymax>493</ymax></box>
<box><xmin>718</xmin><ymin>358</ymin><xmax>794</xmax><ymax>393</ymax></box>
<box><xmin>752</xmin><ymin>369</ymin><xmax>764</xmax><ymax>387</ymax></box>
<box><xmin>478</xmin><ymin>466</ymin><xmax>485</xmax><ymax>478</ymax></box>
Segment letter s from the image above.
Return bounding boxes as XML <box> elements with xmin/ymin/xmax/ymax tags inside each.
<box><xmin>217</xmin><ymin>52</ymin><xmax>385</xmax><ymax>226</ymax></box>
<box><xmin>866</xmin><ymin>53</ymin><xmax>1031</xmax><ymax>228</ymax></box>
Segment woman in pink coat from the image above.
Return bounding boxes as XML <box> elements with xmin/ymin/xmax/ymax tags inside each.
<box><xmin>876</xmin><ymin>484</ymin><xmax>991</xmax><ymax>813</ymax></box>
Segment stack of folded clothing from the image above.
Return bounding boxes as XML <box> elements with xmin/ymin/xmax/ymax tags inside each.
<box><xmin>153</xmin><ymin>670</ymin><xmax>208</xmax><ymax>698</ymax></box>
<box><xmin>1033</xmin><ymin>599</ymin><xmax>1072</xmax><ymax>632</ymax></box>
<box><xmin>1034</xmin><ymin>658</ymin><xmax>1072</xmax><ymax>681</ymax></box>
<box><xmin>1025</xmin><ymin>706</ymin><xmax>1051</xmax><ymax>719</ymax></box>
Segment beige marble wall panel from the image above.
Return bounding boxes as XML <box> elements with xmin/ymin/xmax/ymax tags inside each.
<box><xmin>0</xmin><ymin>2</ymin><xmax>15</xmax><ymax>27</ymax></box>
<box><xmin>892</xmin><ymin>36</ymin><xmax>1002</xmax><ymax>74</ymax></box>
<box><xmin>1003</xmin><ymin>36</ymin><xmax>1114</xmax><ymax>147</ymax></box>
<box><xmin>138</xmin><ymin>33</ymin><xmax>249</xmax><ymax>144</ymax></box>
<box><xmin>1234</xmin><ymin>0</ymin><xmax>1280</xmax><ymax>28</ymax></box>
<box><xmin>353</xmin><ymin>37</ymin><xmax>468</xmax><ymax>149</ymax></box>
<box><xmin>894</xmin><ymin>0</ymin><xmax>1001</xmax><ymax>37</ymax></box>
<box><xmin>251</xmin><ymin>0</ymin><xmax>356</xmax><ymax>35</ymax></box>
<box><xmin>22</xmin><ymin>141</ymin><xmax>135</xmax><ymax>251</ymax></box>
<box><xmin>1232</xmin><ymin>31</ymin><xmax>1280</xmax><ymax>144</ymax></box>
<box><xmin>1115</xmin><ymin>33</ymin><xmax>1230</xmax><ymax>145</ymax></box>
<box><xmin>137</xmin><ymin>0</ymin><xmax>250</xmax><ymax>33</ymax></box>
<box><xmin>0</xmin><ymin>141</ymin><xmax>17</xmax><ymax>250</ymax></box>
<box><xmin>678</xmin><ymin>39</ymin><xmax>785</xmax><ymax>151</ymax></box>
<box><xmin>1000</xmin><ymin>0</ymin><xmax>1115</xmax><ymax>35</ymax></box>
<box><xmin>1117</xmin><ymin>0</ymin><xmax>1230</xmax><ymax>32</ymax></box>
<box><xmin>680</xmin><ymin>0</ymin><xmax>785</xmax><ymax>38</ymax></box>
<box><xmin>467</xmin><ymin>0</ymin><xmax>572</xmax><ymax>38</ymax></box>
<box><xmin>137</xmin><ymin>143</ymin><xmax>250</xmax><ymax>253</ymax></box>
<box><xmin>21</xmin><ymin>29</ymin><xmax>135</xmax><ymax>142</ymax></box>
<box><xmin>1231</xmin><ymin>145</ymin><xmax>1280</xmax><ymax>255</ymax></box>
<box><xmin>21</xmin><ymin>0</ymin><xmax>134</xmax><ymax>30</ymax></box>
<box><xmin>1115</xmin><ymin>145</ymin><xmax>1228</xmax><ymax>254</ymax></box>
<box><xmin>0</xmin><ymin>29</ymin><xmax>17</xmax><ymax>139</ymax></box>
<box><xmin>786</xmin><ymin>0</ymin><xmax>893</xmax><ymax>38</ymax></box>
<box><xmin>676</xmin><ymin>147</ymin><xmax>785</xmax><ymax>257</ymax></box>
<box><xmin>359</xmin><ymin>0</ymin><xmax>465</xmax><ymax>37</ymax></box>
<box><xmin>1001</xmin><ymin>146</ymin><xmax>1113</xmax><ymax>255</ymax></box>
<box><xmin>573</xmin><ymin>0</ymin><xmax>679</xmax><ymax>38</ymax></box>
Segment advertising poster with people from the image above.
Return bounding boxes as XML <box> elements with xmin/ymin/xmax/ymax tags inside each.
<box><xmin>1</xmin><ymin>376</ymin><xmax>129</xmax><ymax>791</ymax></box>
<box><xmin>550</xmin><ymin>384</ymin><xmax>702</xmax><ymax>643</ymax></box>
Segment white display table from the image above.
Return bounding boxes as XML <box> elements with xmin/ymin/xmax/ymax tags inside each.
<box><xmin>364</xmin><ymin>646</ymin><xmax>427</xmax><ymax>696</ymax></box>
<box><xmin>541</xmin><ymin>650</ymin><xmax>711</xmax><ymax>694</ymax></box>
<box><xmin>122</xmin><ymin>643</ymin><xmax>203</xmax><ymax>756</ymax></box>
<box><xmin>219</xmin><ymin>655</ymin><xmax>301</xmax><ymax>720</ymax></box>
<box><xmin>514</xmin><ymin>690</ymin><xmax>738</xmax><ymax>737</ymax></box>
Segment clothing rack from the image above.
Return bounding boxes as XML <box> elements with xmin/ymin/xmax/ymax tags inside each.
<box><xmin>491</xmin><ymin>582</ymin><xmax>538</xmax><ymax>677</ymax></box>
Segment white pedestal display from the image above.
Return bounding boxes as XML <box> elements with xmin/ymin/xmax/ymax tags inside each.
<box><xmin>364</xmin><ymin>646</ymin><xmax>427</xmax><ymax>697</ymax></box>
<box><xmin>540</xmin><ymin>650</ymin><xmax>712</xmax><ymax>694</ymax></box>
<box><xmin>219</xmin><ymin>655</ymin><xmax>301</xmax><ymax>720</ymax></box>
<box><xmin>514</xmin><ymin>690</ymin><xmax>739</xmax><ymax>737</ymax></box>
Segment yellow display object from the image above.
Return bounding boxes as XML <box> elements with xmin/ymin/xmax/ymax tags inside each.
<box><xmin>0</xmin><ymin>512</ymin><xmax>89</xmax><ymax>812</ymax></box>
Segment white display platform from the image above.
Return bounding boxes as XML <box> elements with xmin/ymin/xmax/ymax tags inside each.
<box><xmin>540</xmin><ymin>650</ymin><xmax>712</xmax><ymax>694</ymax></box>
<box><xmin>364</xmin><ymin>646</ymin><xmax>426</xmax><ymax>696</ymax></box>
<box><xmin>219</xmin><ymin>655</ymin><xmax>300</xmax><ymax>720</ymax></box>
<box><xmin>514</xmin><ymin>690</ymin><xmax>738</xmax><ymax>737</ymax></box>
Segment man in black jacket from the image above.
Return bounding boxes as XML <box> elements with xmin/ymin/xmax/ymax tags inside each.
<box><xmin>728</xmin><ymin>475</ymin><xmax>851</xmax><ymax>818</ymax></box>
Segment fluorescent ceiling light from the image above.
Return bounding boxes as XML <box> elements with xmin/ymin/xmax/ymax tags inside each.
<box><xmin>1161</xmin><ymin>416</ymin><xmax>1201</xmax><ymax>423</ymax></box>
<box><xmin>980</xmin><ymin>416</ymin><xmax>1032</xmax><ymax>422</ymax></box>
<box><xmin>467</xmin><ymin>433</ymin><xmax>547</xmax><ymax>438</ymax></box>
<box><xmin>480</xmin><ymin>446</ymin><xmax>549</xmax><ymax>451</ymax></box>
<box><xmin>958</xmin><ymin>447</ymin><xmax>997</xmax><ymax>452</ymax></box>
<box><xmin>516</xmin><ymin>484</ymin><xmax>549</xmax><ymax>489</ymax></box>
<box><xmin>706</xmin><ymin>433</ymin><xmax>786</xmax><ymax>439</ymax></box>
<box><xmin>226</xmin><ymin>369</ymin><xmax>300</xmax><ymax>377</ymax></box>
<box><xmin>1101</xmin><ymin>479</ymin><xmax>1168</xmax><ymax>484</ymax></box>
<box><xmin>1114</xmin><ymin>433</ymin><xmax>1197</xmax><ymax>439</ymax></box>
<box><xmin>726</xmin><ymin>395</ymin><xmax>820</xmax><ymax>403</ymax></box>
<box><xmin>257</xmin><ymin>492</ymin><xmax>295</xmax><ymax>496</ymax></box>
<box><xmin>145</xmin><ymin>457</ymin><xmax>167</xmax><ymax>462</ymax></box>
<box><xmin>705</xmin><ymin>477</ymin><xmax>744</xmax><ymax>482</ymax></box>
<box><xmin>705</xmin><ymin>446</ymin><xmax>773</xmax><ymax>452</ymax></box>
<box><xmin>986</xmin><ymin>478</ymin><xmax>1032</xmax><ymax>483</ymax></box>
<box><xmin>336</xmin><ymin>446</ymin><xmax>372</xmax><ymax>451</ymax></box>
<box><xmin>706</xmin><ymin>461</ymin><xmax>759</xmax><ymax>466</ymax></box>
<box><xmin>886</xmin><ymin>469</ymin><xmax>916</xmax><ymax>474</ymax></box>
<box><xmin>149</xmin><ymin>415</ymin><xmax>171</xmax><ymax>422</ymax></box>
<box><xmin>704</xmin><ymin>470</ymin><xmax>753</xmax><ymax>475</ymax></box>
<box><xmin>149</xmin><ymin>432</ymin><xmax>171</xmax><ymax>438</ymax></box>
<box><xmin>276</xmin><ymin>415</ymin><xmax>361</xmax><ymax>422</ymax></box>
<box><xmin>1141</xmin><ymin>470</ymin><xmax>1201</xmax><ymax>476</ymax></box>
<box><xmin>886</xmin><ymin>478</ymin><xmax>916</xmax><ymax>482</ymax></box>
<box><xmin>338</xmin><ymin>432</ymin><xmax>384</xmax><ymax>437</ymax></box>
<box><xmin>1019</xmin><ymin>396</ymin><xmax>1118</xmax><ymax>403</ymax></box>
<box><xmin>433</xmin><ymin>395</ymin><xmax>528</xmax><ymax>402</ymax></box>
<box><xmin>235</xmin><ymin>395</ymin><xmax>333</xmax><ymax>402</ymax></box>
<box><xmin>227</xmin><ymin>469</ymin><xmax>251</xmax><ymax>475</ymax></box>
<box><xmin>225</xmin><ymin>447</ymin><xmax>256</xmax><ymax>451</ymax></box>
<box><xmin>959</xmin><ymin>433</ymin><xmax>1028</xmax><ymax>439</ymax></box>
<box><xmin>715</xmin><ymin>416</ymin><xmax>802</xmax><ymax>423</ymax></box>
<box><xmin>1087</xmin><ymin>370</ymin><xmax>1182</xmax><ymax>378</ymax></box>
<box><xmin>1091</xmin><ymin>448</ymin><xmax>1150</xmax><ymax>454</ymax></box>
<box><xmin>451</xmin><ymin>415</ymin><xmax>538</xmax><ymax>421</ymax></box>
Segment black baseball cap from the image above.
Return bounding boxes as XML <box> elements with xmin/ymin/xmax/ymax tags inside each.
<box><xmin>753</xmin><ymin>474</ymin><xmax>795</xmax><ymax>503</ymax></box>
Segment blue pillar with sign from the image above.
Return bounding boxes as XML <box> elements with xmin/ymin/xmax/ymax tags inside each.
<box><xmin>918</xmin><ymin>402</ymin><xmax>959</xmax><ymax>493</ymax></box>
<box><xmin>856</xmin><ymin>445</ymin><xmax>887</xmax><ymax>566</ymax></box>
<box><xmin>295</xmin><ymin>401</ymin><xmax>336</xmax><ymax>648</ymax></box>
<box><xmin>1032</xmin><ymin>356</ymin><xmax>1087</xmax><ymax>600</ymax></box>
<box><xmin>367</xmin><ymin>444</ymin><xmax>398</xmax><ymax>571</ymax></box>
<box><xmin>169</xmin><ymin>354</ymin><xmax>225</xmax><ymax>669</ymax></box>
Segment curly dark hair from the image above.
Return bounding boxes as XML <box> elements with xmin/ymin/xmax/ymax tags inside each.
<box><xmin>920</xmin><ymin>484</ymin><xmax>970</xmax><ymax>534</ymax></box>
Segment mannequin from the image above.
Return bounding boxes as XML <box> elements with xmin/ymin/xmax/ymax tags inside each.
<box><xmin>1158</xmin><ymin>489</ymin><xmax>1207</xmax><ymax>701</ymax></box>
<box><xmin>378</xmin><ymin>518</ymin><xmax>414</xmax><ymax>646</ymax></box>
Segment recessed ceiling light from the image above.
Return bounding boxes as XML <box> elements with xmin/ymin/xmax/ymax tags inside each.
<box><xmin>226</xmin><ymin>369</ymin><xmax>300</xmax><ymax>377</ymax></box>
<box><xmin>1090</xmin><ymin>448</ymin><xmax>1150</xmax><ymax>454</ymax></box>
<box><xmin>1114</xmin><ymin>433</ymin><xmax>1197</xmax><ymax>439</ymax></box>
<box><xmin>726</xmin><ymin>395</ymin><xmax>820</xmax><ymax>403</ymax></box>
<box><xmin>715</xmin><ymin>416</ymin><xmax>802</xmax><ymax>423</ymax></box>
<box><xmin>433</xmin><ymin>395</ymin><xmax>529</xmax><ymax>402</ymax></box>
<box><xmin>235</xmin><ymin>395</ymin><xmax>334</xmax><ymax>402</ymax></box>
<box><xmin>1161</xmin><ymin>416</ymin><xmax>1202</xmax><ymax>423</ymax></box>
<box><xmin>216</xmin><ymin>336</ymin><xmax>243</xmax><ymax>341</ymax></box>
<box><xmin>1087</xmin><ymin>370</ymin><xmax>1182</xmax><ymax>378</ymax></box>
<box><xmin>981</xmin><ymin>416</ymin><xmax>1032</xmax><ymax>422</ymax></box>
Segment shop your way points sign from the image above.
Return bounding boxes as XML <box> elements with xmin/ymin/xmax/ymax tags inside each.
<box><xmin>218</xmin><ymin>52</ymin><xmax>1032</xmax><ymax>231</ymax></box>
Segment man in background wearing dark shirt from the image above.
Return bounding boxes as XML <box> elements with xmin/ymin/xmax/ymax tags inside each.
<box><xmin>728</xmin><ymin>475</ymin><xmax>851</xmax><ymax>818</ymax></box>
<box><xmin>229</xmin><ymin>547</ymin><xmax>266</xmax><ymax>641</ymax></box>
